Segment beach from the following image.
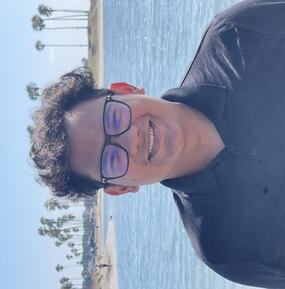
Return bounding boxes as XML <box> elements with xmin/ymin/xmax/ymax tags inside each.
<box><xmin>88</xmin><ymin>0</ymin><xmax>104</xmax><ymax>85</ymax></box>
<box><xmin>92</xmin><ymin>191</ymin><xmax>118</xmax><ymax>289</ymax></box>
<box><xmin>88</xmin><ymin>0</ymin><xmax>118</xmax><ymax>288</ymax></box>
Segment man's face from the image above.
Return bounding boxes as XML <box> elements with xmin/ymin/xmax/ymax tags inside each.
<box><xmin>65</xmin><ymin>93</ymin><xmax>188</xmax><ymax>194</ymax></box>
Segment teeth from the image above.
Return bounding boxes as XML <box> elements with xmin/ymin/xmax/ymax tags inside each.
<box><xmin>149</xmin><ymin>127</ymin><xmax>154</xmax><ymax>157</ymax></box>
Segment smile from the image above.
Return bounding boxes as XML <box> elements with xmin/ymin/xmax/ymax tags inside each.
<box><xmin>149</xmin><ymin>125</ymin><xmax>154</xmax><ymax>156</ymax></box>
<box><xmin>148</xmin><ymin>120</ymin><xmax>160</xmax><ymax>161</ymax></box>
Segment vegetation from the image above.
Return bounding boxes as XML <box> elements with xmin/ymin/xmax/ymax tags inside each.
<box><xmin>27</xmin><ymin>2</ymin><xmax>90</xmax><ymax>140</ymax></box>
<box><xmin>35</xmin><ymin>14</ymin><xmax>88</xmax><ymax>21</ymax></box>
<box><xmin>32</xmin><ymin>15</ymin><xmax>88</xmax><ymax>31</ymax></box>
<box><xmin>27</xmin><ymin>4</ymin><xmax>100</xmax><ymax>288</ymax></box>
<box><xmin>27</xmin><ymin>126</ymin><xmax>35</xmax><ymax>141</ymax></box>
<box><xmin>38</xmin><ymin>197</ymin><xmax>96</xmax><ymax>289</ymax></box>
<box><xmin>38</xmin><ymin>4</ymin><xmax>88</xmax><ymax>16</ymax></box>
<box><xmin>35</xmin><ymin>40</ymin><xmax>87</xmax><ymax>52</ymax></box>
<box><xmin>26</xmin><ymin>82</ymin><xmax>40</xmax><ymax>100</ymax></box>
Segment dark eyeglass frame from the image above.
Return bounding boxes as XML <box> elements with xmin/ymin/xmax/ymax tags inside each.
<box><xmin>100</xmin><ymin>94</ymin><xmax>132</xmax><ymax>184</ymax></box>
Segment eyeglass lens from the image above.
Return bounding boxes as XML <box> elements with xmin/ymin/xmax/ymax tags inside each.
<box><xmin>104</xmin><ymin>101</ymin><xmax>131</xmax><ymax>135</ymax></box>
<box><xmin>101</xmin><ymin>100</ymin><xmax>131</xmax><ymax>179</ymax></box>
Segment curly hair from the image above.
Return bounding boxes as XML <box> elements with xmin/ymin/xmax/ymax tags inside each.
<box><xmin>30</xmin><ymin>67</ymin><xmax>111</xmax><ymax>197</ymax></box>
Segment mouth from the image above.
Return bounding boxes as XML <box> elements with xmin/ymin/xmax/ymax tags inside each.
<box><xmin>148</xmin><ymin>121</ymin><xmax>154</xmax><ymax>159</ymax></box>
<box><xmin>148</xmin><ymin>119</ymin><xmax>159</xmax><ymax>161</ymax></box>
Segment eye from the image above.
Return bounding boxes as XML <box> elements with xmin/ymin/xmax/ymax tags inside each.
<box><xmin>102</xmin><ymin>145</ymin><xmax>128</xmax><ymax>178</ymax></box>
<box><xmin>102</xmin><ymin>147</ymin><xmax>118</xmax><ymax>175</ymax></box>
<box><xmin>111</xmin><ymin>150</ymin><xmax>116</xmax><ymax>171</ymax></box>
<box><xmin>112</xmin><ymin>109</ymin><xmax>121</xmax><ymax>129</ymax></box>
<box><xmin>112</xmin><ymin>110</ymin><xmax>118</xmax><ymax>128</ymax></box>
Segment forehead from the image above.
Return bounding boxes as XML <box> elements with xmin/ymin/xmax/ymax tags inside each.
<box><xmin>64</xmin><ymin>97</ymin><xmax>105</xmax><ymax>180</ymax></box>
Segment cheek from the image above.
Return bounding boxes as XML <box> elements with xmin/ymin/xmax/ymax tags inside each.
<box><xmin>128</xmin><ymin>98</ymin><xmax>155</xmax><ymax>117</ymax></box>
<box><xmin>126</xmin><ymin>161</ymin><xmax>166</xmax><ymax>185</ymax></box>
<box><xmin>129</xmin><ymin>104</ymin><xmax>146</xmax><ymax>120</ymax></box>
<box><xmin>125</xmin><ymin>161</ymin><xmax>146</xmax><ymax>183</ymax></box>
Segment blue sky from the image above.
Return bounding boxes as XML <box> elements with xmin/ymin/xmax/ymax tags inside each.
<box><xmin>1</xmin><ymin>1</ymin><xmax>89</xmax><ymax>288</ymax></box>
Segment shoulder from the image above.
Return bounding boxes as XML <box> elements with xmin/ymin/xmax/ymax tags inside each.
<box><xmin>181</xmin><ymin>0</ymin><xmax>285</xmax><ymax>87</ymax></box>
<box><xmin>180</xmin><ymin>18</ymin><xmax>239</xmax><ymax>87</ymax></box>
<box><xmin>214</xmin><ymin>0</ymin><xmax>285</xmax><ymax>35</ymax></box>
<box><xmin>210</xmin><ymin>260</ymin><xmax>285</xmax><ymax>288</ymax></box>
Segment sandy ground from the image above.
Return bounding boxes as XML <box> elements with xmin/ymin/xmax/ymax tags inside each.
<box><xmin>91</xmin><ymin>191</ymin><xmax>118</xmax><ymax>289</ymax></box>
<box><xmin>88</xmin><ymin>0</ymin><xmax>104</xmax><ymax>85</ymax></box>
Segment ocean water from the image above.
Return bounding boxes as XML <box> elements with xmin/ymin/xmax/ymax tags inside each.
<box><xmin>103</xmin><ymin>1</ymin><xmax>259</xmax><ymax>289</ymax></box>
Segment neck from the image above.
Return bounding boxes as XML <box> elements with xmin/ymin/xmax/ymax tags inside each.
<box><xmin>172</xmin><ymin>103</ymin><xmax>225</xmax><ymax>177</ymax></box>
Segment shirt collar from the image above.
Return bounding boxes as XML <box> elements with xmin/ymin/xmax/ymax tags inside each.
<box><xmin>160</xmin><ymin>161</ymin><xmax>219</xmax><ymax>195</ymax></box>
<box><xmin>162</xmin><ymin>84</ymin><xmax>226</xmax><ymax>121</ymax></box>
<box><xmin>161</xmin><ymin>84</ymin><xmax>229</xmax><ymax>146</ymax></box>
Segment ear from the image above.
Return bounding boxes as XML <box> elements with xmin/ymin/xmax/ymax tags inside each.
<box><xmin>109</xmin><ymin>82</ymin><xmax>145</xmax><ymax>95</ymax></box>
<box><xmin>104</xmin><ymin>184</ymin><xmax>139</xmax><ymax>196</ymax></box>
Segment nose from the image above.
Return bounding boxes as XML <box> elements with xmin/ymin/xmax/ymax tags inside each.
<box><xmin>110</xmin><ymin>125</ymin><xmax>139</xmax><ymax>156</ymax></box>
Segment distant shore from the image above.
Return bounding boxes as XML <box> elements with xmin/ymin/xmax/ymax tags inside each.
<box><xmin>88</xmin><ymin>0</ymin><xmax>118</xmax><ymax>288</ymax></box>
<box><xmin>88</xmin><ymin>0</ymin><xmax>104</xmax><ymax>86</ymax></box>
<box><xmin>92</xmin><ymin>195</ymin><xmax>118</xmax><ymax>289</ymax></box>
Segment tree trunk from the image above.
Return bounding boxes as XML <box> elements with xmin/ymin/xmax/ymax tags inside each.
<box><xmin>44</xmin><ymin>14</ymin><xmax>88</xmax><ymax>21</ymax></box>
<box><xmin>45</xmin><ymin>44</ymin><xmax>87</xmax><ymax>47</ymax></box>
<box><xmin>45</xmin><ymin>18</ymin><xmax>88</xmax><ymax>21</ymax></box>
<box><xmin>52</xmin><ymin>9</ymin><xmax>88</xmax><ymax>13</ymax></box>
<box><xmin>44</xmin><ymin>27</ymin><xmax>88</xmax><ymax>30</ymax></box>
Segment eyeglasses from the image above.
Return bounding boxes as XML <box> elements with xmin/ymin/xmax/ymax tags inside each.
<box><xmin>100</xmin><ymin>94</ymin><xmax>132</xmax><ymax>184</ymax></box>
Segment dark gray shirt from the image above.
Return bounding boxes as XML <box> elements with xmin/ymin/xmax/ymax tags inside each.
<box><xmin>161</xmin><ymin>1</ymin><xmax>285</xmax><ymax>288</ymax></box>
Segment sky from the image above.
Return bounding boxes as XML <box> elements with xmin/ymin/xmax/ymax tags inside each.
<box><xmin>0</xmin><ymin>1</ymin><xmax>90</xmax><ymax>288</ymax></box>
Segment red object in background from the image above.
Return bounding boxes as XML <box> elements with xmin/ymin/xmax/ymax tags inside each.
<box><xmin>109</xmin><ymin>82</ymin><xmax>145</xmax><ymax>95</ymax></box>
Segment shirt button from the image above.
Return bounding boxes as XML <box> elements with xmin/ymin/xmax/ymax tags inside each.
<box><xmin>250</xmin><ymin>148</ymin><xmax>258</xmax><ymax>156</ymax></box>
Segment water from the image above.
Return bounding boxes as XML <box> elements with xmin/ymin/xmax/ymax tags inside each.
<box><xmin>103</xmin><ymin>1</ymin><xmax>259</xmax><ymax>288</ymax></box>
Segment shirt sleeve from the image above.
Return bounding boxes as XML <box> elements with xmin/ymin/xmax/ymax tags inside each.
<box><xmin>215</xmin><ymin>0</ymin><xmax>285</xmax><ymax>35</ymax></box>
<box><xmin>210</xmin><ymin>261</ymin><xmax>285</xmax><ymax>289</ymax></box>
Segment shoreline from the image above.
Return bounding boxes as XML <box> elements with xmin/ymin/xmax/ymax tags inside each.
<box><xmin>92</xmin><ymin>191</ymin><xmax>118</xmax><ymax>289</ymax></box>
<box><xmin>88</xmin><ymin>0</ymin><xmax>104</xmax><ymax>86</ymax></box>
<box><xmin>88</xmin><ymin>0</ymin><xmax>118</xmax><ymax>288</ymax></box>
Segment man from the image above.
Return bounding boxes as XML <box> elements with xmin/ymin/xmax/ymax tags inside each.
<box><xmin>30</xmin><ymin>0</ymin><xmax>285</xmax><ymax>288</ymax></box>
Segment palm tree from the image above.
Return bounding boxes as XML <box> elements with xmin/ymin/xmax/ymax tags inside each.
<box><xmin>38</xmin><ymin>227</ymin><xmax>49</xmax><ymax>236</ymax></box>
<box><xmin>60</xmin><ymin>277</ymin><xmax>70</xmax><ymax>284</ymax></box>
<box><xmin>26</xmin><ymin>82</ymin><xmax>40</xmax><ymax>100</ymax></box>
<box><xmin>44</xmin><ymin>198</ymin><xmax>70</xmax><ymax>211</ymax></box>
<box><xmin>59</xmin><ymin>277</ymin><xmax>74</xmax><ymax>289</ymax></box>
<box><xmin>61</xmin><ymin>284</ymin><xmax>73</xmax><ymax>289</ymax></box>
<box><xmin>35</xmin><ymin>14</ymin><xmax>88</xmax><ymax>21</ymax></box>
<box><xmin>35</xmin><ymin>40</ymin><xmax>87</xmax><ymax>52</ymax></box>
<box><xmin>56</xmin><ymin>264</ymin><xmax>64</xmax><ymax>272</ymax></box>
<box><xmin>31</xmin><ymin>15</ymin><xmax>44</xmax><ymax>31</ymax></box>
<box><xmin>32</xmin><ymin>15</ymin><xmax>87</xmax><ymax>32</ymax></box>
<box><xmin>44</xmin><ymin>15</ymin><xmax>88</xmax><ymax>21</ymax></box>
<box><xmin>40</xmin><ymin>215</ymin><xmax>81</xmax><ymax>231</ymax></box>
<box><xmin>56</xmin><ymin>264</ymin><xmax>81</xmax><ymax>272</ymax></box>
<box><xmin>38</xmin><ymin>4</ymin><xmax>52</xmax><ymax>16</ymax></box>
<box><xmin>66</xmin><ymin>254</ymin><xmax>74</xmax><ymax>260</ymax></box>
<box><xmin>71</xmin><ymin>248</ymin><xmax>81</xmax><ymax>257</ymax></box>
<box><xmin>55</xmin><ymin>240</ymin><xmax>64</xmax><ymax>247</ymax></box>
<box><xmin>38</xmin><ymin>4</ymin><xmax>88</xmax><ymax>16</ymax></box>
<box><xmin>35</xmin><ymin>40</ymin><xmax>45</xmax><ymax>51</ymax></box>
